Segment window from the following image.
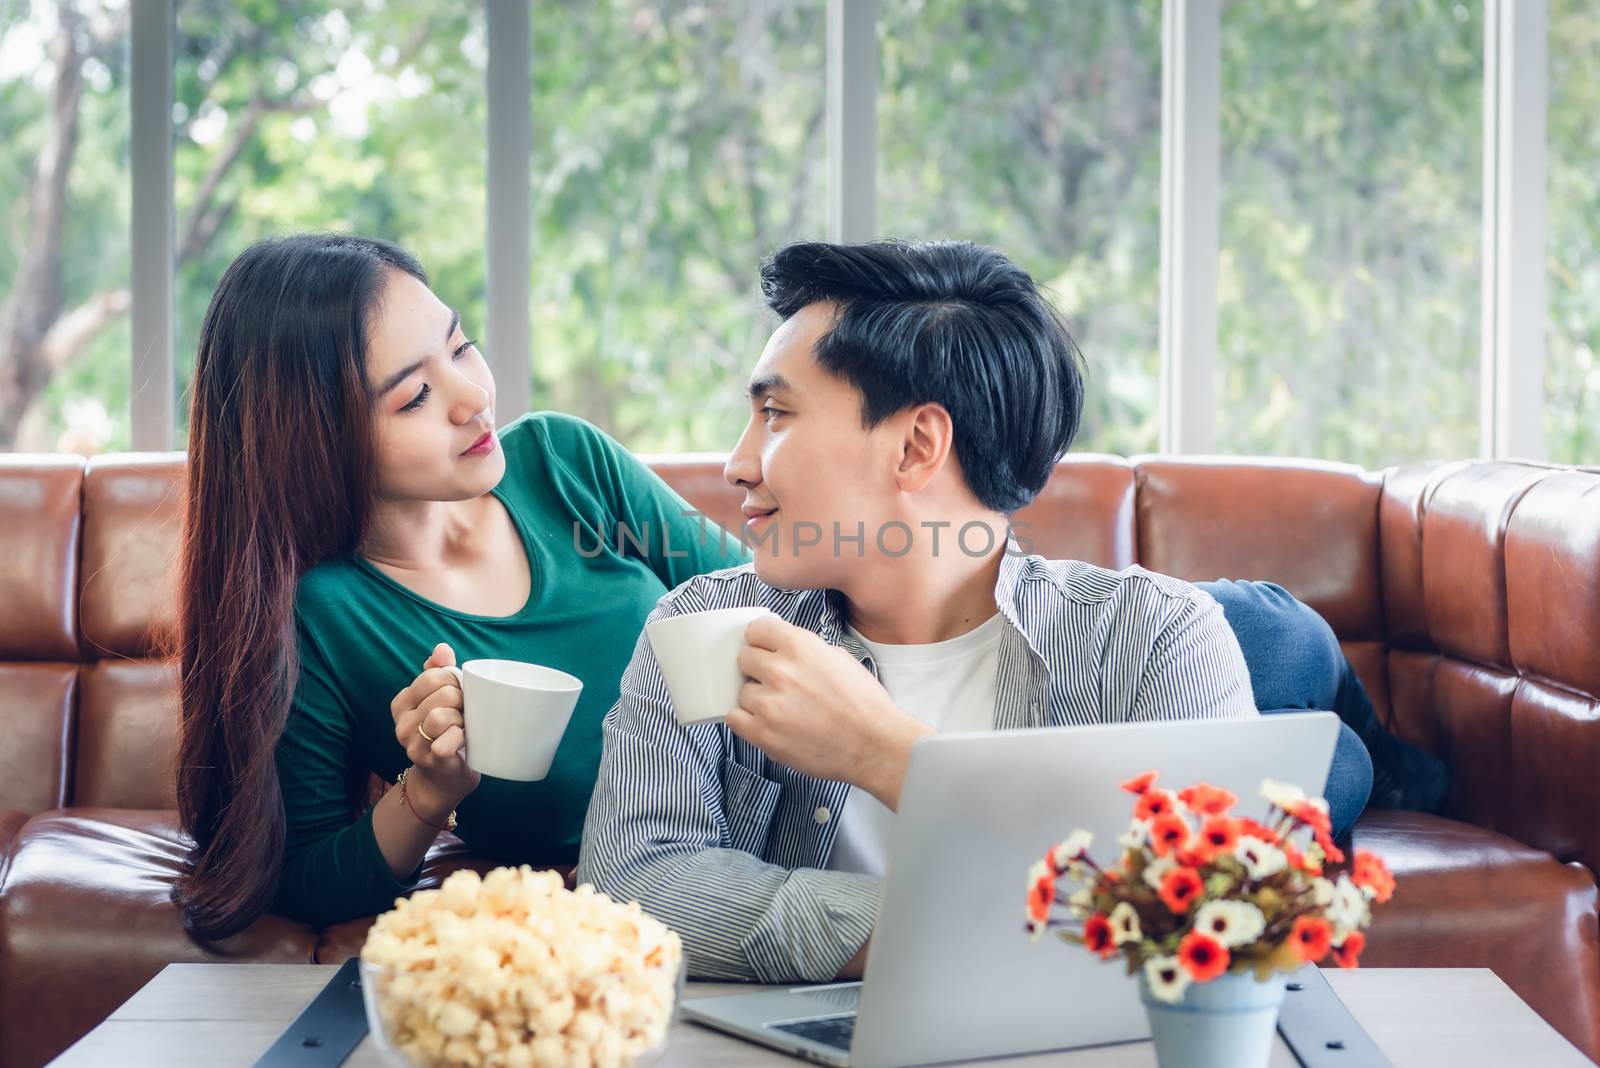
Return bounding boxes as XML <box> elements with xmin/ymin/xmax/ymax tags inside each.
<box><xmin>0</xmin><ymin>2</ymin><xmax>130</xmax><ymax>453</ymax></box>
<box><xmin>530</xmin><ymin>0</ymin><xmax>825</xmax><ymax>453</ymax></box>
<box><xmin>1545</xmin><ymin>0</ymin><xmax>1599</xmax><ymax>465</ymax></box>
<box><xmin>4</xmin><ymin>3</ymin><xmax>1592</xmax><ymax>466</ymax></box>
<box><xmin>173</xmin><ymin>2</ymin><xmax>487</xmax><ymax>446</ymax></box>
<box><xmin>1216</xmin><ymin>0</ymin><xmax>1483</xmax><ymax>466</ymax></box>
<box><xmin>878</xmin><ymin>0</ymin><xmax>1163</xmax><ymax>456</ymax></box>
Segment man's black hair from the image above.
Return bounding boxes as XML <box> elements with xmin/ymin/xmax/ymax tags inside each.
<box><xmin>759</xmin><ymin>239</ymin><xmax>1086</xmax><ymax>514</ymax></box>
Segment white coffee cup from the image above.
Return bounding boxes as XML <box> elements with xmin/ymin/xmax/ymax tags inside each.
<box><xmin>441</xmin><ymin>660</ymin><xmax>583</xmax><ymax>781</ymax></box>
<box><xmin>645</xmin><ymin>606</ymin><xmax>774</xmax><ymax>726</ymax></box>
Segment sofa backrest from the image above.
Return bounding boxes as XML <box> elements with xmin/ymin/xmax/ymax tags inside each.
<box><xmin>1</xmin><ymin>451</ymin><xmax>1595</xmax><ymax>877</ymax></box>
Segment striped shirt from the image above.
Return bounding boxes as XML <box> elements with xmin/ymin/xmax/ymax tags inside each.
<box><xmin>576</xmin><ymin>549</ymin><xmax>1257</xmax><ymax>983</ymax></box>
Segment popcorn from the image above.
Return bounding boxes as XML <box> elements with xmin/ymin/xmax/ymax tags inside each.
<box><xmin>362</xmin><ymin>867</ymin><xmax>682</xmax><ymax>1068</ymax></box>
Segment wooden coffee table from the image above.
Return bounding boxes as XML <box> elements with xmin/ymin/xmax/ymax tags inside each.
<box><xmin>49</xmin><ymin>964</ymin><xmax>1592</xmax><ymax>1066</ymax></box>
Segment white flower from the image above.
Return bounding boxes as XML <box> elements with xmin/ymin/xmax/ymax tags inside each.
<box><xmin>1327</xmin><ymin>873</ymin><xmax>1368</xmax><ymax>929</ymax></box>
<box><xmin>1109</xmin><ymin>901</ymin><xmax>1143</xmax><ymax>945</ymax></box>
<box><xmin>1143</xmin><ymin>954</ymin><xmax>1193</xmax><ymax>1004</ymax></box>
<box><xmin>1235</xmin><ymin>836</ymin><xmax>1287</xmax><ymax>880</ymax></box>
<box><xmin>1260</xmin><ymin>778</ymin><xmax>1308</xmax><ymax>809</ymax></box>
<box><xmin>1310</xmin><ymin>876</ymin><xmax>1335</xmax><ymax>907</ymax></box>
<box><xmin>1067</xmin><ymin>887</ymin><xmax>1094</xmax><ymax>917</ymax></box>
<box><xmin>1192</xmin><ymin>900</ymin><xmax>1266</xmax><ymax>949</ymax></box>
<box><xmin>1142</xmin><ymin>855</ymin><xmax>1176</xmax><ymax>891</ymax></box>
<box><xmin>1118</xmin><ymin>819</ymin><xmax>1152</xmax><ymax>850</ymax></box>
<box><xmin>1051</xmin><ymin>830</ymin><xmax>1094</xmax><ymax>871</ymax></box>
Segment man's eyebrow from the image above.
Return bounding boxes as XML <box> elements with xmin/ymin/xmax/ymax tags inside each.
<box><xmin>377</xmin><ymin>311</ymin><xmax>461</xmax><ymax>396</ymax></box>
<box><xmin>747</xmin><ymin>373</ymin><xmax>794</xmax><ymax>401</ymax></box>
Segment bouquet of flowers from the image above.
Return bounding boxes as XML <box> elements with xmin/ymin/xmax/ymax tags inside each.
<box><xmin>1026</xmin><ymin>771</ymin><xmax>1394</xmax><ymax>1004</ymax></box>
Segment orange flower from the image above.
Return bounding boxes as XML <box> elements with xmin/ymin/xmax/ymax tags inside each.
<box><xmin>1199</xmin><ymin>816</ymin><xmax>1239</xmax><ymax>855</ymax></box>
<box><xmin>1235</xmin><ymin>817</ymin><xmax>1281</xmax><ymax>844</ymax></box>
<box><xmin>1159</xmin><ymin>866</ymin><xmax>1205</xmax><ymax>914</ymax></box>
<box><xmin>1315</xmin><ymin>828</ymin><xmax>1345</xmax><ymax>866</ymax></box>
<box><xmin>1351</xmin><ymin>851</ymin><xmax>1395</xmax><ymax>903</ymax></box>
<box><xmin>1027</xmin><ymin>872</ymin><xmax>1055</xmax><ymax>928</ymax></box>
<box><xmin>1175</xmin><ymin>844</ymin><xmax>1212</xmax><ymax>869</ymax></box>
<box><xmin>1120</xmin><ymin>770</ymin><xmax>1160</xmax><ymax>795</ymax></box>
<box><xmin>1178</xmin><ymin>783</ymin><xmax>1238</xmax><ymax>817</ymax></box>
<box><xmin>1177</xmin><ymin>931</ymin><xmax>1230</xmax><ymax>982</ymax></box>
<box><xmin>1289</xmin><ymin>914</ymin><xmax>1334</xmax><ymax>962</ymax></box>
<box><xmin>1083</xmin><ymin>913</ymin><xmax>1118</xmax><ymax>959</ymax></box>
<box><xmin>1286</xmin><ymin>796</ymin><xmax>1337</xmax><ymax>856</ymax></box>
<box><xmin>1284</xmin><ymin>798</ymin><xmax>1345</xmax><ymax>864</ymax></box>
<box><xmin>1149</xmin><ymin>812</ymin><xmax>1190</xmax><ymax>857</ymax></box>
<box><xmin>1331</xmin><ymin>930</ymin><xmax>1366</xmax><ymax>969</ymax></box>
<box><xmin>1283</xmin><ymin>840</ymin><xmax>1322</xmax><ymax>876</ymax></box>
<box><xmin>1286</xmin><ymin>799</ymin><xmax>1332</xmax><ymax>837</ymax></box>
<box><xmin>1134</xmin><ymin>788</ymin><xmax>1179</xmax><ymax>822</ymax></box>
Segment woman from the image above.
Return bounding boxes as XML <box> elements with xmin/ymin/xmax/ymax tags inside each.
<box><xmin>172</xmin><ymin>234</ymin><xmax>744</xmax><ymax>939</ymax></box>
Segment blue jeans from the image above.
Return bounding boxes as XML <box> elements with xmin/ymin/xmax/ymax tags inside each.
<box><xmin>1198</xmin><ymin>579</ymin><xmax>1373</xmax><ymax>840</ymax></box>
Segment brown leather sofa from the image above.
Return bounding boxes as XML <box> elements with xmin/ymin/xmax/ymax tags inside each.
<box><xmin>1</xmin><ymin>450</ymin><xmax>1597</xmax><ymax>1067</ymax></box>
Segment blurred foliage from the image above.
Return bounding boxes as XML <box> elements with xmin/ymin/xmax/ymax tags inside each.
<box><xmin>1546</xmin><ymin>0</ymin><xmax>1600</xmax><ymax>465</ymax></box>
<box><xmin>880</xmin><ymin>0</ymin><xmax>1163</xmax><ymax>458</ymax></box>
<box><xmin>0</xmin><ymin>0</ymin><xmax>129</xmax><ymax>451</ymax></box>
<box><xmin>527</xmin><ymin>0</ymin><xmax>825</xmax><ymax>450</ymax></box>
<box><xmin>1217</xmin><ymin>0</ymin><xmax>1484</xmax><ymax>464</ymax></box>
<box><xmin>0</xmin><ymin>0</ymin><xmax>1594</xmax><ymax>464</ymax></box>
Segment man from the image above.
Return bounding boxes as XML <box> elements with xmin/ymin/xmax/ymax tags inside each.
<box><xmin>578</xmin><ymin>240</ymin><xmax>1441</xmax><ymax>984</ymax></box>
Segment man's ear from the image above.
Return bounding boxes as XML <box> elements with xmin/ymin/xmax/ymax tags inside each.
<box><xmin>893</xmin><ymin>403</ymin><xmax>954</xmax><ymax>494</ymax></box>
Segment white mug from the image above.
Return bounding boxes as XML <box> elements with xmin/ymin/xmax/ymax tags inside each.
<box><xmin>441</xmin><ymin>659</ymin><xmax>583</xmax><ymax>781</ymax></box>
<box><xmin>645</xmin><ymin>606</ymin><xmax>774</xmax><ymax>726</ymax></box>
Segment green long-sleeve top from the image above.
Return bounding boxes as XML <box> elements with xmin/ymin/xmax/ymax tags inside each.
<box><xmin>273</xmin><ymin>411</ymin><xmax>749</xmax><ymax>928</ymax></box>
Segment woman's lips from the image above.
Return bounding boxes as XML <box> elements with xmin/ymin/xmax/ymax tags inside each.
<box><xmin>461</xmin><ymin>431</ymin><xmax>496</xmax><ymax>457</ymax></box>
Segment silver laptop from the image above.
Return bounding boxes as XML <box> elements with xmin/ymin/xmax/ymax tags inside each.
<box><xmin>679</xmin><ymin>713</ymin><xmax>1341</xmax><ymax>1068</ymax></box>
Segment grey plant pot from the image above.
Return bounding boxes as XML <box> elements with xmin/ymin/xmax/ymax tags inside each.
<box><xmin>1137</xmin><ymin>968</ymin><xmax>1288</xmax><ymax>1068</ymax></box>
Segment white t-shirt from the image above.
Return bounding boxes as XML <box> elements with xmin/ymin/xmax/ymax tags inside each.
<box><xmin>824</xmin><ymin>611</ymin><xmax>1005</xmax><ymax>878</ymax></box>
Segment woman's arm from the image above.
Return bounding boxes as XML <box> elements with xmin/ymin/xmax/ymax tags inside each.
<box><xmin>275</xmin><ymin>620</ymin><xmax>432</xmax><ymax>928</ymax></box>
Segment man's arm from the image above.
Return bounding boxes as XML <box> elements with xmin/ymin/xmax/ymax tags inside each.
<box><xmin>577</xmin><ymin>600</ymin><xmax>880</xmax><ymax>983</ymax></box>
<box><xmin>1128</xmin><ymin>583</ymin><xmax>1259</xmax><ymax>723</ymax></box>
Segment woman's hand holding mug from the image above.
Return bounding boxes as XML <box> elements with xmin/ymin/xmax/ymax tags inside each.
<box><xmin>390</xmin><ymin>642</ymin><xmax>481</xmax><ymax>819</ymax></box>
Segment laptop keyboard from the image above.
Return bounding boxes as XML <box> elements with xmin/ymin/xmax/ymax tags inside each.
<box><xmin>772</xmin><ymin>1012</ymin><xmax>857</xmax><ymax>1051</ymax></box>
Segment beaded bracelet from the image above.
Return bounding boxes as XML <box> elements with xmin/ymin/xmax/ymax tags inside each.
<box><xmin>396</xmin><ymin>767</ymin><xmax>457</xmax><ymax>833</ymax></box>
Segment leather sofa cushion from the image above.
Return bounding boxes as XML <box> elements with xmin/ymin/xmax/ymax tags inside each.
<box><xmin>1506</xmin><ymin>471</ymin><xmax>1600</xmax><ymax>698</ymax></box>
<box><xmin>0</xmin><ymin>809</ymin><xmax>27</xmax><ymax>883</ymax></box>
<box><xmin>1419</xmin><ymin>463</ymin><xmax>1550</xmax><ymax>667</ymax></box>
<box><xmin>0</xmin><ymin>810</ymin><xmax>318</xmax><ymax>1068</ymax></box>
<box><xmin>0</xmin><ymin>663</ymin><xmax>74</xmax><ymax>812</ymax></box>
<box><xmin>78</xmin><ymin>456</ymin><xmax>183</xmax><ymax>661</ymax></box>
<box><xmin>1352</xmin><ymin>810</ymin><xmax>1600</xmax><ymax>1062</ymax></box>
<box><xmin>1133</xmin><ymin>458</ymin><xmax>1384</xmax><ymax>641</ymax></box>
<box><xmin>0</xmin><ymin>457</ymin><xmax>82</xmax><ymax>661</ymax></box>
<box><xmin>0</xmin><ymin>812</ymin><xmax>570</xmax><ymax>1068</ymax></box>
<box><xmin>73</xmin><ymin>660</ymin><xmax>180</xmax><ymax>809</ymax></box>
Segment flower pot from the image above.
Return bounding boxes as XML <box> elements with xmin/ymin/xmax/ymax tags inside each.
<box><xmin>1137</xmin><ymin>969</ymin><xmax>1287</xmax><ymax>1068</ymax></box>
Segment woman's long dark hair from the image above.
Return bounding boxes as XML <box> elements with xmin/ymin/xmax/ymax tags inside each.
<box><xmin>172</xmin><ymin>233</ymin><xmax>426</xmax><ymax>940</ymax></box>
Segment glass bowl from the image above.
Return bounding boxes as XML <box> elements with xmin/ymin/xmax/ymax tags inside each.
<box><xmin>359</xmin><ymin>955</ymin><xmax>682</xmax><ymax>1068</ymax></box>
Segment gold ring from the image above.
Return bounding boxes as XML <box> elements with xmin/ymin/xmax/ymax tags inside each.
<box><xmin>417</xmin><ymin>720</ymin><xmax>437</xmax><ymax>743</ymax></box>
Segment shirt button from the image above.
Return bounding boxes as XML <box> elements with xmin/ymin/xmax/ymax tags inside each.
<box><xmin>814</xmin><ymin>806</ymin><xmax>831</xmax><ymax>825</ymax></box>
